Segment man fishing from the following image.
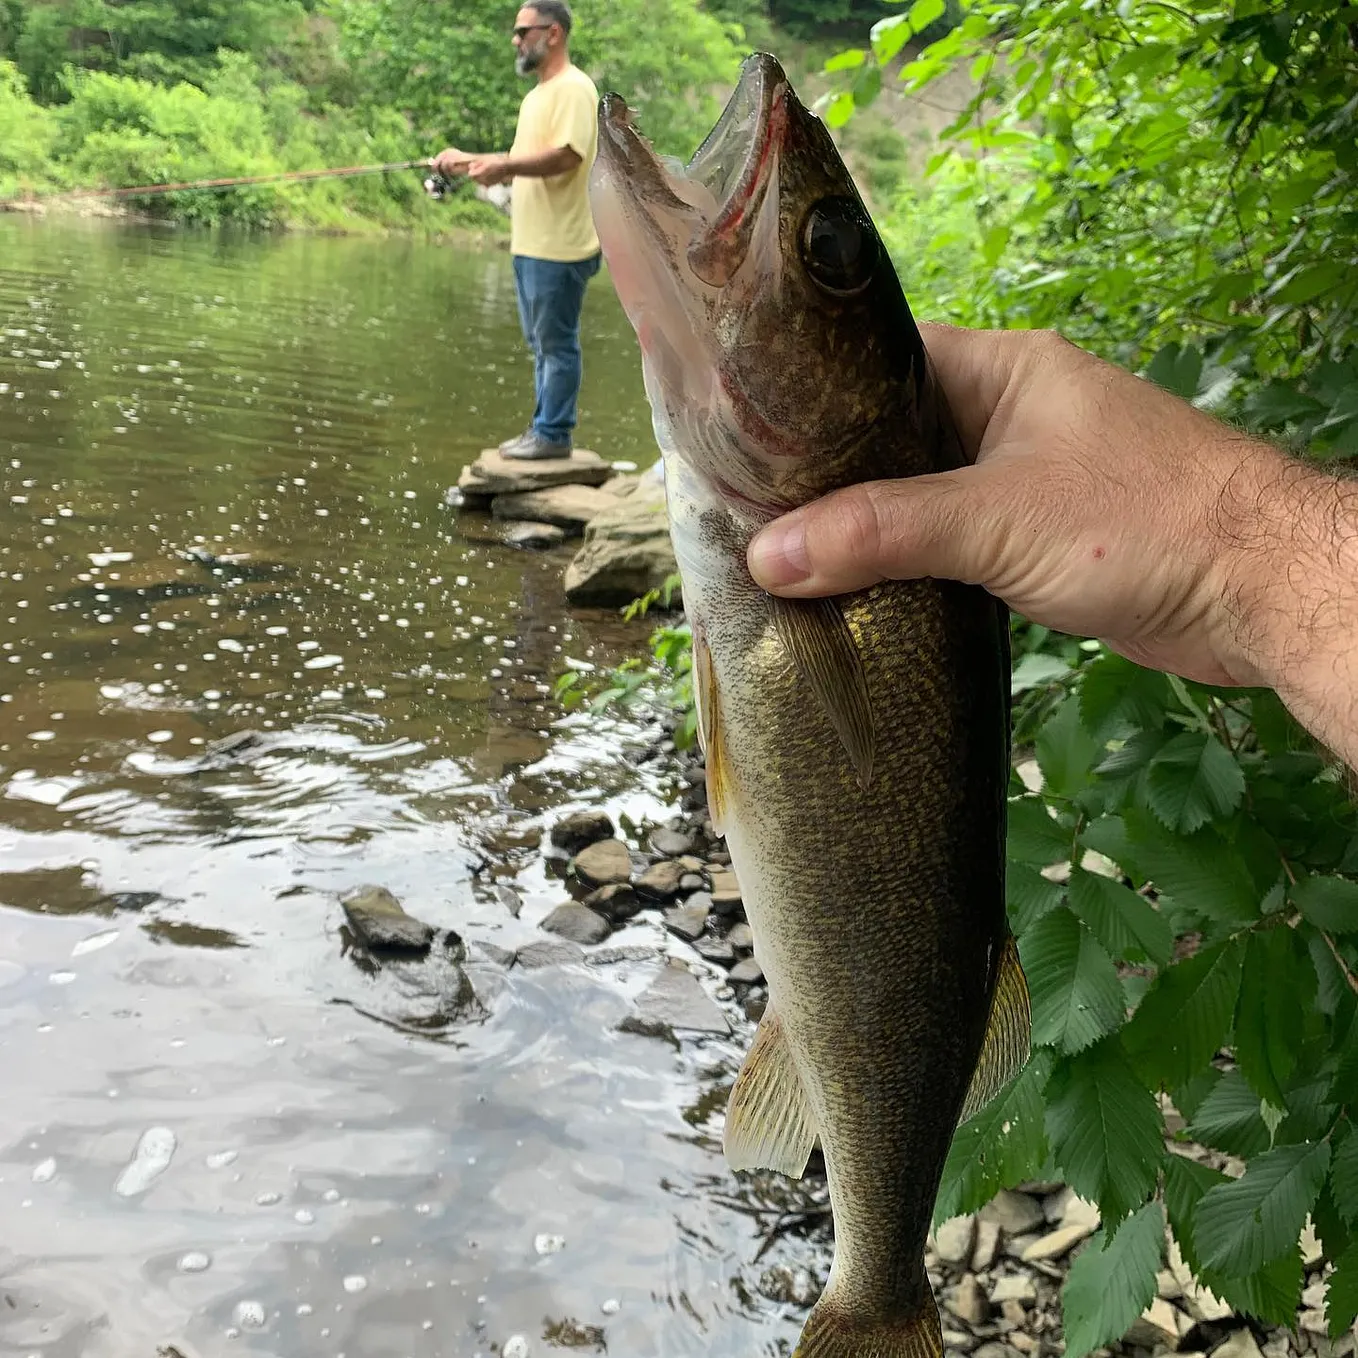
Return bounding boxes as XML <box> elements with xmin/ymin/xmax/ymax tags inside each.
<box><xmin>432</xmin><ymin>1</ymin><xmax>600</xmax><ymax>460</ymax></box>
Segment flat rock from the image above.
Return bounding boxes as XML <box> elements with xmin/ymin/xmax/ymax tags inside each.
<box><xmin>1058</xmin><ymin>1192</ymin><xmax>1100</xmax><ymax>1235</ymax></box>
<box><xmin>692</xmin><ymin>936</ymin><xmax>736</xmax><ymax>965</ymax></box>
<box><xmin>456</xmin><ymin>447</ymin><xmax>611</xmax><ymax>500</ymax></box>
<box><xmin>679</xmin><ymin>873</ymin><xmax>705</xmax><ymax>892</ymax></box>
<box><xmin>587</xmin><ymin>943</ymin><xmax>660</xmax><ymax>965</ymax></box>
<box><xmin>1020</xmin><ymin>1223</ymin><xmax>1095</xmax><ymax>1261</ymax></box>
<box><xmin>636</xmin><ymin>859</ymin><xmax>685</xmax><ymax>900</ymax></box>
<box><xmin>627</xmin><ymin>961</ymin><xmax>729</xmax><ymax>1036</ymax></box>
<box><xmin>540</xmin><ymin>901</ymin><xmax>612</xmax><ymax>946</ymax></box>
<box><xmin>650</xmin><ymin>827</ymin><xmax>695</xmax><ymax>857</ymax></box>
<box><xmin>491</xmin><ymin>485</ymin><xmax>621</xmax><ymax>535</ymax></box>
<box><xmin>341</xmin><ymin>885</ymin><xmax>435</xmax><ymax>953</ymax></box>
<box><xmin>981</xmin><ymin>1190</ymin><xmax>1045</xmax><ymax>1236</ymax></box>
<box><xmin>583</xmin><ymin>883</ymin><xmax>644</xmax><ymax>923</ymax></box>
<box><xmin>972</xmin><ymin>1218</ymin><xmax>1002</xmax><ymax>1272</ymax></box>
<box><xmin>1213</xmin><ymin>1331</ymin><xmax>1265</xmax><ymax>1358</ymax></box>
<box><xmin>470</xmin><ymin>940</ymin><xmax>517</xmax><ymax>968</ymax></box>
<box><xmin>708</xmin><ymin>869</ymin><xmax>743</xmax><ymax>914</ymax></box>
<box><xmin>550</xmin><ymin>810</ymin><xmax>615</xmax><ymax>854</ymax></box>
<box><xmin>494</xmin><ymin>885</ymin><xmax>523</xmax><ymax>917</ymax></box>
<box><xmin>946</xmin><ymin>1274</ymin><xmax>990</xmax><ymax>1327</ymax></box>
<box><xmin>935</xmin><ymin>1215</ymin><xmax>977</xmax><ymax>1266</ymax></box>
<box><xmin>501</xmin><ymin>520</ymin><xmax>566</xmax><ymax>550</ymax></box>
<box><xmin>728</xmin><ymin>956</ymin><xmax>765</xmax><ymax>985</ymax></box>
<box><xmin>989</xmin><ymin>1274</ymin><xmax>1037</xmax><ymax>1305</ymax></box>
<box><xmin>1125</xmin><ymin>1297</ymin><xmax>1184</xmax><ymax>1349</ymax></box>
<box><xmin>973</xmin><ymin>1344</ymin><xmax>1024</xmax><ymax>1358</ymax></box>
<box><xmin>563</xmin><ymin>474</ymin><xmax>677</xmax><ymax>607</ymax></box>
<box><xmin>725</xmin><ymin>921</ymin><xmax>754</xmax><ymax>951</ymax></box>
<box><xmin>571</xmin><ymin>838</ymin><xmax>632</xmax><ymax>888</ymax></box>
<box><xmin>515</xmin><ymin>938</ymin><xmax>586</xmax><ymax>969</ymax></box>
<box><xmin>664</xmin><ymin>902</ymin><xmax>710</xmax><ymax>942</ymax></box>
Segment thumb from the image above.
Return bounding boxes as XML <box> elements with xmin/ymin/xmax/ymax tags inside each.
<box><xmin>747</xmin><ymin>471</ymin><xmax>992</xmax><ymax>597</ymax></box>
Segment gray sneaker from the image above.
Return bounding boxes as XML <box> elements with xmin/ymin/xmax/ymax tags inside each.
<box><xmin>501</xmin><ymin>431</ymin><xmax>572</xmax><ymax>461</ymax></box>
<box><xmin>496</xmin><ymin>429</ymin><xmax>536</xmax><ymax>455</ymax></box>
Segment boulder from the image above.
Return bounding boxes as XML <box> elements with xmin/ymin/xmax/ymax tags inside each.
<box><xmin>563</xmin><ymin>473</ymin><xmax>678</xmax><ymax>607</ymax></box>
<box><xmin>492</xmin><ymin>484</ymin><xmax>622</xmax><ymax>535</ymax></box>
<box><xmin>550</xmin><ymin>809</ymin><xmax>615</xmax><ymax>854</ymax></box>
<box><xmin>340</xmin><ymin>885</ymin><xmax>435</xmax><ymax>953</ymax></box>
<box><xmin>540</xmin><ymin>902</ymin><xmax>612</xmax><ymax>946</ymax></box>
<box><xmin>455</xmin><ymin>447</ymin><xmax>612</xmax><ymax>502</ymax></box>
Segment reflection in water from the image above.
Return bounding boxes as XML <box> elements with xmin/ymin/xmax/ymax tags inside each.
<box><xmin>0</xmin><ymin>218</ymin><xmax>826</xmax><ymax>1357</ymax></box>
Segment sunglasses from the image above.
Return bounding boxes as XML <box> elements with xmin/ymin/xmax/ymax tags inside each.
<box><xmin>512</xmin><ymin>23</ymin><xmax>552</xmax><ymax>38</ymax></box>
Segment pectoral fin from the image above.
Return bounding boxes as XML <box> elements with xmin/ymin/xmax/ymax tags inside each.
<box><xmin>769</xmin><ymin>595</ymin><xmax>875</xmax><ymax>788</ymax></box>
<box><xmin>691</xmin><ymin>624</ymin><xmax>733</xmax><ymax>836</ymax></box>
<box><xmin>959</xmin><ymin>933</ymin><xmax>1031</xmax><ymax>1124</ymax></box>
<box><xmin>723</xmin><ymin>1004</ymin><xmax>817</xmax><ymax>1179</ymax></box>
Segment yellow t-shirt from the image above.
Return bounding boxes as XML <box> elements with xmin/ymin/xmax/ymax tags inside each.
<box><xmin>510</xmin><ymin>64</ymin><xmax>600</xmax><ymax>262</ymax></box>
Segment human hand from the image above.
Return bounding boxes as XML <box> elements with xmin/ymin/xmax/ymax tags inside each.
<box><xmin>467</xmin><ymin>154</ymin><xmax>514</xmax><ymax>187</ymax></box>
<box><xmin>430</xmin><ymin>147</ymin><xmax>473</xmax><ymax>177</ymax></box>
<box><xmin>745</xmin><ymin>326</ymin><xmax>1309</xmax><ymax>692</ymax></box>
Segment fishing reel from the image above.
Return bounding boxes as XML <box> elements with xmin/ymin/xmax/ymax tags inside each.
<box><xmin>423</xmin><ymin>172</ymin><xmax>456</xmax><ymax>200</ymax></box>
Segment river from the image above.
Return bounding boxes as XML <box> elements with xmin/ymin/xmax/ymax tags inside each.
<box><xmin>0</xmin><ymin>217</ymin><xmax>821</xmax><ymax>1358</ymax></box>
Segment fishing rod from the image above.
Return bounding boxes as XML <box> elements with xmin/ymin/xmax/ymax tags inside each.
<box><xmin>1</xmin><ymin>157</ymin><xmax>437</xmax><ymax>206</ymax></box>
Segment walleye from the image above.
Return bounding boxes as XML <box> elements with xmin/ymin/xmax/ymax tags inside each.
<box><xmin>589</xmin><ymin>54</ymin><xmax>1028</xmax><ymax>1358</ymax></box>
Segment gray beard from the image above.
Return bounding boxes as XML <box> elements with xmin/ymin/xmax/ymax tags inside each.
<box><xmin>515</xmin><ymin>49</ymin><xmax>543</xmax><ymax>76</ymax></box>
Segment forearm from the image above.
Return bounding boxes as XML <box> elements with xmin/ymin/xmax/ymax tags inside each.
<box><xmin>505</xmin><ymin>146</ymin><xmax>580</xmax><ymax>178</ymax></box>
<box><xmin>1217</xmin><ymin>447</ymin><xmax>1358</xmax><ymax>766</ymax></box>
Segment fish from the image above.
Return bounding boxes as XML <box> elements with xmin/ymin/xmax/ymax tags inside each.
<box><xmin>589</xmin><ymin>53</ymin><xmax>1029</xmax><ymax>1358</ymax></box>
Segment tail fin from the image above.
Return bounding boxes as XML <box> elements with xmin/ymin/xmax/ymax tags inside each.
<box><xmin>794</xmin><ymin>1291</ymin><xmax>943</xmax><ymax>1358</ymax></box>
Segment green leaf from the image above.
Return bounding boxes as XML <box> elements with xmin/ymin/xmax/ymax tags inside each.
<box><xmin>1008</xmin><ymin>795</ymin><xmax>1072</xmax><ymax>867</ymax></box>
<box><xmin>1122</xmin><ymin>938</ymin><xmax>1245</xmax><ymax>1089</ymax></box>
<box><xmin>1234</xmin><ymin>926</ymin><xmax>1307</xmax><ymax>1108</ymax></box>
<box><xmin>1068</xmin><ymin>866</ymin><xmax>1173</xmax><ymax>967</ymax></box>
<box><xmin>1294</xmin><ymin>875</ymin><xmax>1358</xmax><ymax>934</ymax></box>
<box><xmin>1007</xmin><ymin>862</ymin><xmax>1065</xmax><ymax>934</ymax></box>
<box><xmin>1079</xmin><ymin>655</ymin><xmax>1171</xmax><ymax>742</ymax></box>
<box><xmin>1163</xmin><ymin>1153</ymin><xmax>1225</xmax><ymax>1275</ymax></box>
<box><xmin>1062</xmin><ymin>1201</ymin><xmax>1164</xmax><ymax>1358</ymax></box>
<box><xmin>1211</xmin><ymin>1249</ymin><xmax>1304</xmax><ymax>1328</ymax></box>
<box><xmin>1187</xmin><ymin>1069</ymin><xmax>1272</xmax><ymax>1158</ymax></box>
<box><xmin>1036</xmin><ymin>695</ymin><xmax>1101</xmax><ymax>800</ymax></box>
<box><xmin>935</xmin><ymin>1050</ymin><xmax>1054</xmax><ymax>1223</ymax></box>
<box><xmin>1022</xmin><ymin>907</ymin><xmax>1127</xmax><ymax>1053</ymax></box>
<box><xmin>1046</xmin><ymin>1038</ymin><xmax>1164</xmax><ymax>1222</ymax></box>
<box><xmin>1328</xmin><ymin>1242</ymin><xmax>1358</xmax><ymax>1335</ymax></box>
<box><xmin>1142</xmin><ymin>732</ymin><xmax>1245</xmax><ymax>834</ymax></box>
<box><xmin>1145</xmin><ymin>342</ymin><xmax>1203</xmax><ymax>399</ymax></box>
<box><xmin>1195</xmin><ymin>1140</ymin><xmax>1331</xmax><ymax>1276</ymax></box>
<box><xmin>908</xmin><ymin>0</ymin><xmax>946</xmax><ymax>30</ymax></box>
<box><xmin>1243</xmin><ymin>380</ymin><xmax>1325</xmax><ymax>429</ymax></box>
<box><xmin>1121</xmin><ymin>810</ymin><xmax>1260</xmax><ymax>925</ymax></box>
<box><xmin>1330</xmin><ymin>1129</ymin><xmax>1358</xmax><ymax>1224</ymax></box>
<box><xmin>822</xmin><ymin>90</ymin><xmax>856</xmax><ymax>128</ymax></box>
<box><xmin>823</xmin><ymin>47</ymin><xmax>868</xmax><ymax>72</ymax></box>
<box><xmin>870</xmin><ymin>16</ymin><xmax>913</xmax><ymax>65</ymax></box>
<box><xmin>1011</xmin><ymin>652</ymin><xmax>1072</xmax><ymax>695</ymax></box>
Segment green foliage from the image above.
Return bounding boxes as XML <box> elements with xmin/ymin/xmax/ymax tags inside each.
<box><xmin>332</xmin><ymin>0</ymin><xmax>747</xmax><ymax>157</ymax></box>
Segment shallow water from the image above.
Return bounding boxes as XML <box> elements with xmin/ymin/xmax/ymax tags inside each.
<box><xmin>0</xmin><ymin>218</ymin><xmax>821</xmax><ymax>1357</ymax></box>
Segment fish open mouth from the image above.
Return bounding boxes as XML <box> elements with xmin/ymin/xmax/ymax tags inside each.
<box><xmin>597</xmin><ymin>53</ymin><xmax>788</xmax><ymax>287</ymax></box>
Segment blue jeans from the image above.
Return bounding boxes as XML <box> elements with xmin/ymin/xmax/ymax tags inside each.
<box><xmin>512</xmin><ymin>252</ymin><xmax>601</xmax><ymax>446</ymax></box>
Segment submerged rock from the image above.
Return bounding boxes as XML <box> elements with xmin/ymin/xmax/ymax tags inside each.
<box><xmin>571</xmin><ymin>838</ymin><xmax>632</xmax><ymax>888</ymax></box>
<box><xmin>516</xmin><ymin>938</ymin><xmax>586</xmax><ymax>970</ymax></box>
<box><xmin>540</xmin><ymin>901</ymin><xmax>612</xmax><ymax>946</ymax></box>
<box><xmin>550</xmin><ymin>809</ymin><xmax>615</xmax><ymax>854</ymax></box>
<box><xmin>583</xmin><ymin>882</ymin><xmax>644</xmax><ymax>923</ymax></box>
<box><xmin>624</xmin><ymin>960</ymin><xmax>729</xmax><ymax>1036</ymax></box>
<box><xmin>501</xmin><ymin>520</ymin><xmax>567</xmax><ymax>550</ymax></box>
<box><xmin>340</xmin><ymin>885</ymin><xmax>435</xmax><ymax>954</ymax></box>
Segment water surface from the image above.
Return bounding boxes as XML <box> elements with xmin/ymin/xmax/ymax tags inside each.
<box><xmin>0</xmin><ymin>218</ymin><xmax>822</xmax><ymax>1358</ymax></box>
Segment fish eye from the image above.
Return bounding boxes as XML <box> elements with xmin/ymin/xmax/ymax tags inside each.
<box><xmin>799</xmin><ymin>196</ymin><xmax>879</xmax><ymax>297</ymax></box>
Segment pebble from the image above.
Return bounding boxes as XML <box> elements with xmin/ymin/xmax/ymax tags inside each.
<box><xmin>946</xmin><ymin>1274</ymin><xmax>990</xmax><ymax>1326</ymax></box>
<box><xmin>1125</xmin><ymin>1297</ymin><xmax>1184</xmax><ymax>1348</ymax></box>
<box><xmin>1302</xmin><ymin>1221</ymin><xmax>1324</xmax><ymax>1268</ymax></box>
<box><xmin>540</xmin><ymin>901</ymin><xmax>612</xmax><ymax>946</ymax></box>
<box><xmin>981</xmin><ymin>1190</ymin><xmax>1045</xmax><ymax>1236</ymax></box>
<box><xmin>935</xmin><ymin>1214</ymin><xmax>976</xmax><ymax>1266</ymax></box>
<box><xmin>340</xmin><ymin>885</ymin><xmax>434</xmax><ymax>953</ymax></box>
<box><xmin>990</xmin><ymin>1274</ymin><xmax>1038</xmax><ymax>1305</ymax></box>
<box><xmin>692</xmin><ymin>936</ymin><xmax>736</xmax><ymax>965</ymax></box>
<box><xmin>728</xmin><ymin>957</ymin><xmax>764</xmax><ymax>985</ymax></box>
<box><xmin>583</xmin><ymin>883</ymin><xmax>644</xmax><ymax>923</ymax></box>
<box><xmin>571</xmin><ymin>838</ymin><xmax>632</xmax><ymax>887</ymax></box>
<box><xmin>663</xmin><ymin>902</ymin><xmax>709</xmax><ymax>942</ymax></box>
<box><xmin>1000</xmin><ymin>1298</ymin><xmax>1028</xmax><ymax>1327</ymax></box>
<box><xmin>636</xmin><ymin>859</ymin><xmax>685</xmax><ymax>900</ymax></box>
<box><xmin>726</xmin><ymin>922</ymin><xmax>754</xmax><ymax>951</ymax></box>
<box><xmin>1020</xmin><ymin>1223</ymin><xmax>1095</xmax><ymax>1261</ymax></box>
<box><xmin>550</xmin><ymin>810</ymin><xmax>614</xmax><ymax>853</ymax></box>
<box><xmin>974</xmin><ymin>1343</ymin><xmax>1024</xmax><ymax>1358</ymax></box>
<box><xmin>679</xmin><ymin>873</ymin><xmax>705</xmax><ymax>891</ymax></box>
<box><xmin>676</xmin><ymin>855</ymin><xmax>705</xmax><ymax>873</ymax></box>
<box><xmin>709</xmin><ymin>870</ymin><xmax>743</xmax><ymax>914</ymax></box>
<box><xmin>649</xmin><ymin>827</ymin><xmax>694</xmax><ymax>857</ymax></box>
<box><xmin>114</xmin><ymin>1126</ymin><xmax>177</xmax><ymax>1197</ymax></box>
<box><xmin>972</xmin><ymin>1219</ymin><xmax>1002</xmax><ymax>1272</ymax></box>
